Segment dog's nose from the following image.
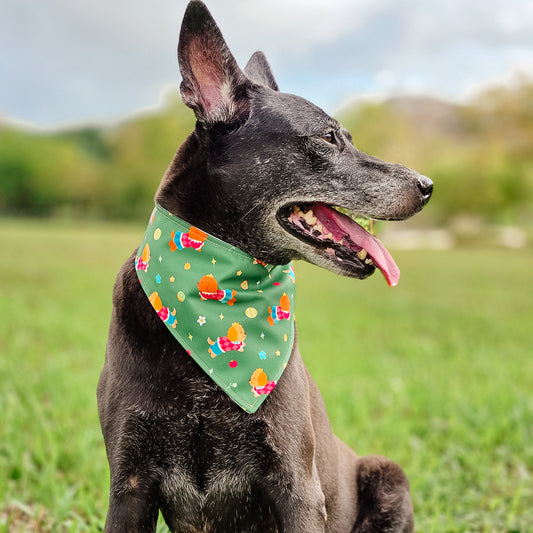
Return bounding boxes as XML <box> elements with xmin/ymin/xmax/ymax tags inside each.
<box><xmin>417</xmin><ymin>175</ymin><xmax>433</xmax><ymax>204</ymax></box>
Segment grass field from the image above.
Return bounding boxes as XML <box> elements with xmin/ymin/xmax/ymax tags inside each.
<box><xmin>1</xmin><ymin>218</ymin><xmax>532</xmax><ymax>532</ymax></box>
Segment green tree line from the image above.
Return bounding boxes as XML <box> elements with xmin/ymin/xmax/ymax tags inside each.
<box><xmin>1</xmin><ymin>79</ymin><xmax>532</xmax><ymax>225</ymax></box>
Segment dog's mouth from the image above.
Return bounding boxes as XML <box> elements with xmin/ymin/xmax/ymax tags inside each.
<box><xmin>277</xmin><ymin>203</ymin><xmax>400</xmax><ymax>286</ymax></box>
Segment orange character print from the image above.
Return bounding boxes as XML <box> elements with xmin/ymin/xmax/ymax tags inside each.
<box><xmin>267</xmin><ymin>292</ymin><xmax>291</xmax><ymax>326</ymax></box>
<box><xmin>249</xmin><ymin>368</ymin><xmax>276</xmax><ymax>396</ymax></box>
<box><xmin>197</xmin><ymin>274</ymin><xmax>237</xmax><ymax>306</ymax></box>
<box><xmin>135</xmin><ymin>243</ymin><xmax>151</xmax><ymax>272</ymax></box>
<box><xmin>169</xmin><ymin>226</ymin><xmax>207</xmax><ymax>252</ymax></box>
<box><xmin>208</xmin><ymin>322</ymin><xmax>246</xmax><ymax>358</ymax></box>
<box><xmin>149</xmin><ymin>292</ymin><xmax>177</xmax><ymax>328</ymax></box>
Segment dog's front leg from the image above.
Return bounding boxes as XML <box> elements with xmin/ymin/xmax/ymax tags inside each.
<box><xmin>261</xmin><ymin>457</ymin><xmax>327</xmax><ymax>533</ymax></box>
<box><xmin>103</xmin><ymin>474</ymin><xmax>160</xmax><ymax>533</ymax></box>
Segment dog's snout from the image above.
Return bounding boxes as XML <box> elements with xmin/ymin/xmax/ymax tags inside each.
<box><xmin>417</xmin><ymin>175</ymin><xmax>433</xmax><ymax>204</ymax></box>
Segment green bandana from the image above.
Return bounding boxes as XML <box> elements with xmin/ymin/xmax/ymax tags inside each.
<box><xmin>135</xmin><ymin>204</ymin><xmax>296</xmax><ymax>413</ymax></box>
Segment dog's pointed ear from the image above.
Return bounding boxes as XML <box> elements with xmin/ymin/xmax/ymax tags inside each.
<box><xmin>178</xmin><ymin>0</ymin><xmax>250</xmax><ymax>124</ymax></box>
<box><xmin>244</xmin><ymin>51</ymin><xmax>279</xmax><ymax>91</ymax></box>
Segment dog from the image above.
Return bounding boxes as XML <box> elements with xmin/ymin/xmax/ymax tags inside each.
<box><xmin>97</xmin><ymin>1</ymin><xmax>433</xmax><ymax>531</ymax></box>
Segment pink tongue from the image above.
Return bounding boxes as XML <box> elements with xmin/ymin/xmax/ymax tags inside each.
<box><xmin>313</xmin><ymin>204</ymin><xmax>400</xmax><ymax>287</ymax></box>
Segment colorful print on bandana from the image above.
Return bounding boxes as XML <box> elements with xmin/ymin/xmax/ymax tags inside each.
<box><xmin>148</xmin><ymin>292</ymin><xmax>177</xmax><ymax>328</ymax></box>
<box><xmin>135</xmin><ymin>243</ymin><xmax>151</xmax><ymax>272</ymax></box>
<box><xmin>249</xmin><ymin>368</ymin><xmax>276</xmax><ymax>397</ymax></box>
<box><xmin>169</xmin><ymin>227</ymin><xmax>207</xmax><ymax>252</ymax></box>
<box><xmin>208</xmin><ymin>322</ymin><xmax>246</xmax><ymax>357</ymax></box>
<box><xmin>197</xmin><ymin>275</ymin><xmax>237</xmax><ymax>306</ymax></box>
<box><xmin>135</xmin><ymin>204</ymin><xmax>295</xmax><ymax>413</ymax></box>
<box><xmin>267</xmin><ymin>292</ymin><xmax>291</xmax><ymax>326</ymax></box>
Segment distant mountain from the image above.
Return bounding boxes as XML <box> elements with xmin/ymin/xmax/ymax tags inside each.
<box><xmin>1</xmin><ymin>79</ymin><xmax>532</xmax><ymax>225</ymax></box>
<box><xmin>387</xmin><ymin>96</ymin><xmax>463</xmax><ymax>137</ymax></box>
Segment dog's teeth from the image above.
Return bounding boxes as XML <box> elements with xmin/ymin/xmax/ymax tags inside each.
<box><xmin>301</xmin><ymin>210</ymin><xmax>317</xmax><ymax>226</ymax></box>
<box><xmin>325</xmin><ymin>232</ymin><xmax>333</xmax><ymax>240</ymax></box>
<box><xmin>294</xmin><ymin>206</ymin><xmax>301</xmax><ymax>214</ymax></box>
<box><xmin>364</xmin><ymin>258</ymin><xmax>374</xmax><ymax>265</ymax></box>
<box><xmin>315</xmin><ymin>223</ymin><xmax>323</xmax><ymax>233</ymax></box>
<box><xmin>357</xmin><ymin>249</ymin><xmax>368</xmax><ymax>260</ymax></box>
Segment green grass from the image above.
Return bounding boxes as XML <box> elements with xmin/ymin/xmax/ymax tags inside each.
<box><xmin>1</xmin><ymin>218</ymin><xmax>532</xmax><ymax>532</ymax></box>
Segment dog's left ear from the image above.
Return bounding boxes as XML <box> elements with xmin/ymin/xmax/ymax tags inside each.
<box><xmin>244</xmin><ymin>52</ymin><xmax>279</xmax><ymax>91</ymax></box>
<box><xmin>178</xmin><ymin>0</ymin><xmax>251</xmax><ymax>125</ymax></box>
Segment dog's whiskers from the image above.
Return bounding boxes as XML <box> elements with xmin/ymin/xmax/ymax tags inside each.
<box><xmin>236</xmin><ymin>203</ymin><xmax>261</xmax><ymax>223</ymax></box>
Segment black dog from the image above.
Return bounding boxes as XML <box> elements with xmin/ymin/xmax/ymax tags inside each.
<box><xmin>97</xmin><ymin>2</ymin><xmax>433</xmax><ymax>531</ymax></box>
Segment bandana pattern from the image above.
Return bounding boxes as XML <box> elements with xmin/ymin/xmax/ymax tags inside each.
<box><xmin>135</xmin><ymin>204</ymin><xmax>296</xmax><ymax>413</ymax></box>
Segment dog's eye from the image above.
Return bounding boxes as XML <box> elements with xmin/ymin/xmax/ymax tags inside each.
<box><xmin>321</xmin><ymin>132</ymin><xmax>335</xmax><ymax>144</ymax></box>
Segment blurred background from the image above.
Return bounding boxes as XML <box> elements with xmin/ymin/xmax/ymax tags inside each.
<box><xmin>1</xmin><ymin>1</ymin><xmax>533</xmax><ymax>531</ymax></box>
<box><xmin>1</xmin><ymin>0</ymin><xmax>533</xmax><ymax>238</ymax></box>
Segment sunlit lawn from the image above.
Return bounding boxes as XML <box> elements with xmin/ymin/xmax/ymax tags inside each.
<box><xmin>1</xmin><ymin>218</ymin><xmax>532</xmax><ymax>532</ymax></box>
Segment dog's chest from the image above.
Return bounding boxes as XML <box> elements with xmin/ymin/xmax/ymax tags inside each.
<box><xmin>110</xmin><ymin>364</ymin><xmax>281</xmax><ymax>529</ymax></box>
<box><xmin>160</xmin><ymin>470</ymin><xmax>273</xmax><ymax>530</ymax></box>
<box><xmin>157</xmin><ymin>411</ymin><xmax>278</xmax><ymax>531</ymax></box>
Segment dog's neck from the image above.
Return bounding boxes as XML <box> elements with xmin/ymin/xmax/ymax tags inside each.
<box><xmin>156</xmin><ymin>134</ymin><xmax>218</xmax><ymax>223</ymax></box>
<box><xmin>134</xmin><ymin>204</ymin><xmax>296</xmax><ymax>412</ymax></box>
<box><xmin>155</xmin><ymin>132</ymin><xmax>294</xmax><ymax>267</ymax></box>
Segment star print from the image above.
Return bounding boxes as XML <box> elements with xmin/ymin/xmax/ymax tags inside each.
<box><xmin>219</xmin><ymin>313</ymin><xmax>224</xmax><ymax>320</ymax></box>
<box><xmin>236</xmin><ymin>270</ymin><xmax>242</xmax><ymax>276</ymax></box>
<box><xmin>275</xmin><ymin>350</ymin><xmax>281</xmax><ymax>356</ymax></box>
<box><xmin>188</xmin><ymin>333</ymin><xmax>193</xmax><ymax>340</ymax></box>
<box><xmin>169</xmin><ymin>276</ymin><xmax>175</xmax><ymax>282</ymax></box>
<box><xmin>211</xmin><ymin>257</ymin><xmax>217</xmax><ymax>265</ymax></box>
<box><xmin>159</xmin><ymin>256</ymin><xmax>162</xmax><ymax>262</ymax></box>
<box><xmin>260</xmin><ymin>332</ymin><xmax>265</xmax><ymax>339</ymax></box>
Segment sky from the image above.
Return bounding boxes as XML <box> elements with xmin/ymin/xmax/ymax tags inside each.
<box><xmin>2</xmin><ymin>0</ymin><xmax>533</xmax><ymax>129</ymax></box>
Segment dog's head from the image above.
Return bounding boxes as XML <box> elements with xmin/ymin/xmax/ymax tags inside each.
<box><xmin>156</xmin><ymin>0</ymin><xmax>432</xmax><ymax>286</ymax></box>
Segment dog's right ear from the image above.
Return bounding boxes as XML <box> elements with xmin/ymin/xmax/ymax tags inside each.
<box><xmin>244</xmin><ymin>52</ymin><xmax>279</xmax><ymax>91</ymax></box>
<box><xmin>178</xmin><ymin>0</ymin><xmax>251</xmax><ymax>125</ymax></box>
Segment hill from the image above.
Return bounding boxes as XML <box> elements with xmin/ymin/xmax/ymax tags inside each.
<box><xmin>1</xmin><ymin>79</ymin><xmax>532</xmax><ymax>228</ymax></box>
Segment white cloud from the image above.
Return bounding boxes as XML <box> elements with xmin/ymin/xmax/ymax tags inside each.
<box><xmin>1</xmin><ymin>0</ymin><xmax>533</xmax><ymax>127</ymax></box>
